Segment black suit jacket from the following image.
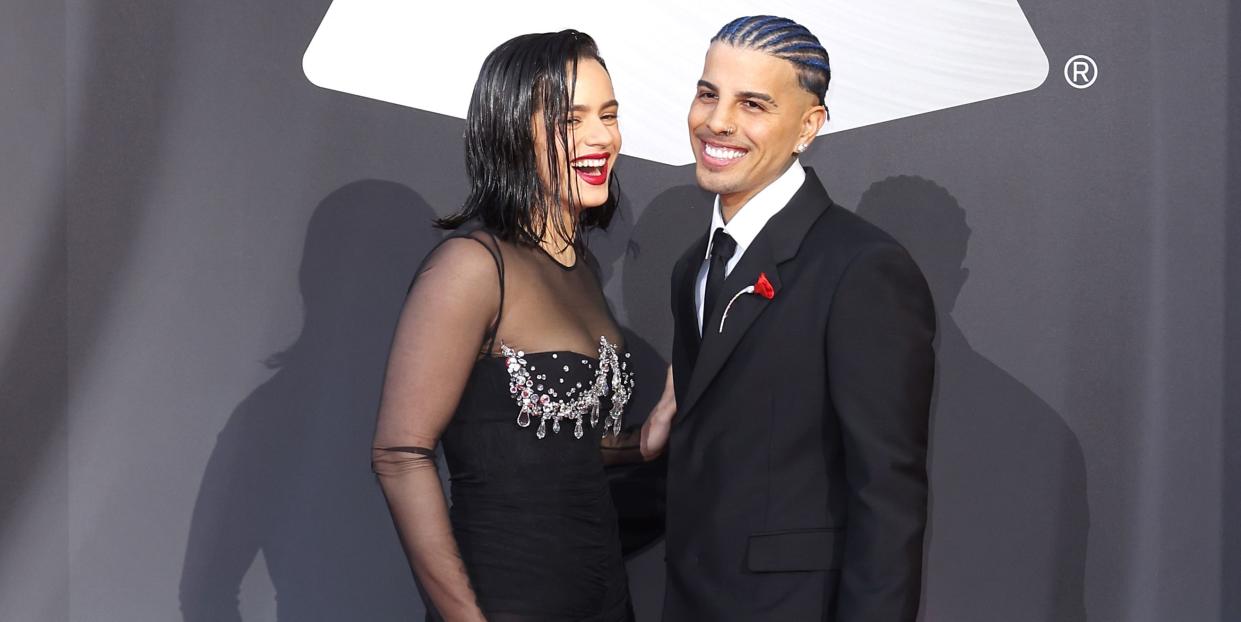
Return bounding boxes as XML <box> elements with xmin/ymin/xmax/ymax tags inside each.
<box><xmin>662</xmin><ymin>169</ymin><xmax>935</xmax><ymax>621</ymax></box>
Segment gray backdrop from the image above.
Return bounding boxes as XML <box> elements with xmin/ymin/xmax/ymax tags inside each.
<box><xmin>2</xmin><ymin>1</ymin><xmax>1237</xmax><ymax>621</ymax></box>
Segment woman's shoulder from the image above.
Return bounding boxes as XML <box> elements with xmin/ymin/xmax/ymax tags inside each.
<box><xmin>446</xmin><ymin>224</ymin><xmax>522</xmax><ymax>258</ymax></box>
<box><xmin>421</xmin><ymin>233</ymin><xmax>503</xmax><ymax>284</ymax></box>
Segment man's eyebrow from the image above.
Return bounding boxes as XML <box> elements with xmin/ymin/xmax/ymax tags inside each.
<box><xmin>571</xmin><ymin>99</ymin><xmax>619</xmax><ymax>112</ymax></box>
<box><xmin>737</xmin><ymin>90</ymin><xmax>776</xmax><ymax>105</ymax></box>
<box><xmin>697</xmin><ymin>80</ymin><xmax>777</xmax><ymax>106</ymax></box>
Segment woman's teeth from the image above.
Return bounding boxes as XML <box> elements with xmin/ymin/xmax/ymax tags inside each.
<box><xmin>570</xmin><ymin>158</ymin><xmax>607</xmax><ymax>185</ymax></box>
<box><xmin>571</xmin><ymin>158</ymin><xmax>607</xmax><ymax>168</ymax></box>
<box><xmin>705</xmin><ymin>144</ymin><xmax>746</xmax><ymax>160</ymax></box>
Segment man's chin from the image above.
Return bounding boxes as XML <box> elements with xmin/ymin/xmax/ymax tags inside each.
<box><xmin>694</xmin><ymin>165</ymin><xmax>741</xmax><ymax>196</ymax></box>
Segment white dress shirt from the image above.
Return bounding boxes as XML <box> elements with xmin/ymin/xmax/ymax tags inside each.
<box><xmin>695</xmin><ymin>162</ymin><xmax>807</xmax><ymax>333</ymax></box>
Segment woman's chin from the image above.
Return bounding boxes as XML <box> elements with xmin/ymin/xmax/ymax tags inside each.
<box><xmin>570</xmin><ymin>192</ymin><xmax>610</xmax><ymax>210</ymax></box>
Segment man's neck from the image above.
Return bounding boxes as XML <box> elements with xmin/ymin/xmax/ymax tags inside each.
<box><xmin>718</xmin><ymin>161</ymin><xmax>797</xmax><ymax>223</ymax></box>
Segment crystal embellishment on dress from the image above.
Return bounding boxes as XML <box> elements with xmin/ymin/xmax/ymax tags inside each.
<box><xmin>500</xmin><ymin>336</ymin><xmax>634</xmax><ymax>439</ymax></box>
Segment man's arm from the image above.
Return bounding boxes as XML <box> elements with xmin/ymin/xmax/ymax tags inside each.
<box><xmin>826</xmin><ymin>243</ymin><xmax>936</xmax><ymax>622</ymax></box>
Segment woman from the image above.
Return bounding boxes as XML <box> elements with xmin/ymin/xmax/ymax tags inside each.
<box><xmin>372</xmin><ymin>30</ymin><xmax>670</xmax><ymax>621</ymax></box>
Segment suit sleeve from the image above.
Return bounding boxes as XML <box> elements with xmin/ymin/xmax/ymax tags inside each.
<box><xmin>826</xmin><ymin>242</ymin><xmax>935</xmax><ymax>622</ymax></box>
<box><xmin>669</xmin><ymin>258</ymin><xmax>692</xmax><ymax>407</ymax></box>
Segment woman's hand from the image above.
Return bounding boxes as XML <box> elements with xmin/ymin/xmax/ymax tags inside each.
<box><xmin>640</xmin><ymin>366</ymin><xmax>676</xmax><ymax>461</ymax></box>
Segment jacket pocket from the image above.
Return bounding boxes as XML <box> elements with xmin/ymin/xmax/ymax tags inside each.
<box><xmin>745</xmin><ymin>527</ymin><xmax>844</xmax><ymax>572</ymax></box>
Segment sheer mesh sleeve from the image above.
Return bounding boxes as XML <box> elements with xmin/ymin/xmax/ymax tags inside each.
<box><xmin>372</xmin><ymin>235</ymin><xmax>500</xmax><ymax>622</ymax></box>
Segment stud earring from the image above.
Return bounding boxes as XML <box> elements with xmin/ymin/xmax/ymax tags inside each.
<box><xmin>794</xmin><ymin>143</ymin><xmax>808</xmax><ymax>154</ymax></box>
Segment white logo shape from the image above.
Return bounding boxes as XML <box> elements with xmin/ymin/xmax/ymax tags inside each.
<box><xmin>303</xmin><ymin>1</ymin><xmax>1049</xmax><ymax>165</ymax></box>
<box><xmin>1064</xmin><ymin>55</ymin><xmax>1098</xmax><ymax>89</ymax></box>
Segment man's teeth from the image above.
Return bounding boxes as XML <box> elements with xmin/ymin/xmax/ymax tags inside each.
<box><xmin>705</xmin><ymin>144</ymin><xmax>746</xmax><ymax>160</ymax></box>
<box><xmin>571</xmin><ymin>158</ymin><xmax>607</xmax><ymax>168</ymax></box>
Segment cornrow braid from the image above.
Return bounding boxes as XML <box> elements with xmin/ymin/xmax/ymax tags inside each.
<box><xmin>712</xmin><ymin>15</ymin><xmax>831</xmax><ymax>106</ymax></box>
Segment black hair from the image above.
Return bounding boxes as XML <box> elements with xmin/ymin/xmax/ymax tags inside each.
<box><xmin>436</xmin><ymin>30</ymin><xmax>618</xmax><ymax>250</ymax></box>
<box><xmin>712</xmin><ymin>16</ymin><xmax>831</xmax><ymax>106</ymax></box>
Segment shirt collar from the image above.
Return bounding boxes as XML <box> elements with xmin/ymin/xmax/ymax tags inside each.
<box><xmin>705</xmin><ymin>161</ymin><xmax>807</xmax><ymax>260</ymax></box>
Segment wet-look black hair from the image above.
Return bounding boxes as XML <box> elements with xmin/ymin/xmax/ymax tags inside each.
<box><xmin>436</xmin><ymin>30</ymin><xmax>618</xmax><ymax>250</ymax></box>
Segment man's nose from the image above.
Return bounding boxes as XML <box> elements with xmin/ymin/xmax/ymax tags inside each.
<box><xmin>704</xmin><ymin>105</ymin><xmax>735</xmax><ymax>137</ymax></box>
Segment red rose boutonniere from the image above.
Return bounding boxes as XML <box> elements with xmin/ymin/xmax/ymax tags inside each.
<box><xmin>718</xmin><ymin>272</ymin><xmax>776</xmax><ymax>333</ymax></box>
<box><xmin>753</xmin><ymin>272</ymin><xmax>775</xmax><ymax>300</ymax></box>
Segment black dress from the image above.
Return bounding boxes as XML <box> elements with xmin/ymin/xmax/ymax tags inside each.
<box><xmin>372</xmin><ymin>230</ymin><xmax>635</xmax><ymax>622</ymax></box>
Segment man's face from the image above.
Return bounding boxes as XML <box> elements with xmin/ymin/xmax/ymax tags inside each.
<box><xmin>688</xmin><ymin>42</ymin><xmax>824</xmax><ymax>210</ymax></box>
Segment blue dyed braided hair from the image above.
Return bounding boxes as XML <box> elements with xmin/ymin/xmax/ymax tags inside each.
<box><xmin>712</xmin><ymin>15</ymin><xmax>831</xmax><ymax>106</ymax></box>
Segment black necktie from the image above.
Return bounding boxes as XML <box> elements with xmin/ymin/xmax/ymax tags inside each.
<box><xmin>702</xmin><ymin>227</ymin><xmax>737</xmax><ymax>330</ymax></box>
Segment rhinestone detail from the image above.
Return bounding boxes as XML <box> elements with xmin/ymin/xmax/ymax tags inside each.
<box><xmin>500</xmin><ymin>336</ymin><xmax>634</xmax><ymax>439</ymax></box>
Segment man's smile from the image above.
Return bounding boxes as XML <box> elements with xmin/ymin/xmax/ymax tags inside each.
<box><xmin>699</xmin><ymin>139</ymin><xmax>749</xmax><ymax>169</ymax></box>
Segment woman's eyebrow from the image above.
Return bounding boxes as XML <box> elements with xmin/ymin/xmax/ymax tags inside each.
<box><xmin>571</xmin><ymin>99</ymin><xmax>619</xmax><ymax>112</ymax></box>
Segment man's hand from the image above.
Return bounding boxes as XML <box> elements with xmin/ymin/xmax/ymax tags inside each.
<box><xmin>640</xmin><ymin>366</ymin><xmax>676</xmax><ymax>461</ymax></box>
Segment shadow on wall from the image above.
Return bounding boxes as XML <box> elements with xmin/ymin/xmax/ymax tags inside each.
<box><xmin>856</xmin><ymin>176</ymin><xmax>1089</xmax><ymax>622</ymax></box>
<box><xmin>621</xmin><ymin>183</ymin><xmax>714</xmax><ymax>362</ymax></box>
<box><xmin>179</xmin><ymin>180</ymin><xmax>441</xmax><ymax>621</ymax></box>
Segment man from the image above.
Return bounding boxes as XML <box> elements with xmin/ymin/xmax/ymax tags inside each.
<box><xmin>641</xmin><ymin>15</ymin><xmax>936</xmax><ymax>621</ymax></box>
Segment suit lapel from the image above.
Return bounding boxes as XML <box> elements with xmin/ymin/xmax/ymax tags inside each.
<box><xmin>678</xmin><ymin>168</ymin><xmax>835</xmax><ymax>419</ymax></box>
<box><xmin>680</xmin><ymin>236</ymin><xmax>780</xmax><ymax>417</ymax></box>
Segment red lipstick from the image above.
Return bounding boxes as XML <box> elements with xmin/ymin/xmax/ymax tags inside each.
<box><xmin>570</xmin><ymin>153</ymin><xmax>611</xmax><ymax>186</ymax></box>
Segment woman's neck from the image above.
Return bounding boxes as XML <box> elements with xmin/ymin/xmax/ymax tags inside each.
<box><xmin>538</xmin><ymin>233</ymin><xmax>576</xmax><ymax>268</ymax></box>
<box><xmin>536</xmin><ymin>207</ymin><xmax>578</xmax><ymax>267</ymax></box>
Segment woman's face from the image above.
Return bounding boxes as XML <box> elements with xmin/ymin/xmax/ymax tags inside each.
<box><xmin>533</xmin><ymin>58</ymin><xmax>621</xmax><ymax>213</ymax></box>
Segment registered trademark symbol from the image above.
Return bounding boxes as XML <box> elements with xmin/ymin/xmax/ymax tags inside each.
<box><xmin>1064</xmin><ymin>55</ymin><xmax>1097</xmax><ymax>89</ymax></box>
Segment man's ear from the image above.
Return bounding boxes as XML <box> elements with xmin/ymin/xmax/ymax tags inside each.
<box><xmin>798</xmin><ymin>105</ymin><xmax>827</xmax><ymax>149</ymax></box>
